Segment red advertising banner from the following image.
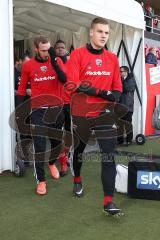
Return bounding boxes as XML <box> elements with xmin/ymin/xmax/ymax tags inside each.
<box><xmin>145</xmin><ymin>64</ymin><xmax>160</xmax><ymax>135</ymax></box>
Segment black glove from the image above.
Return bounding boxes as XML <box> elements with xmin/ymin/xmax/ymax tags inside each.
<box><xmin>98</xmin><ymin>90</ymin><xmax>115</xmax><ymax>102</ymax></box>
<box><xmin>48</xmin><ymin>47</ymin><xmax>56</xmax><ymax>62</ymax></box>
<box><xmin>77</xmin><ymin>84</ymin><xmax>97</xmax><ymax>96</ymax></box>
<box><xmin>48</xmin><ymin>47</ymin><xmax>66</xmax><ymax>83</ymax></box>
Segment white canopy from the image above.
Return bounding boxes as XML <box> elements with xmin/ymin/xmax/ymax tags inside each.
<box><xmin>13</xmin><ymin>0</ymin><xmax>145</xmax><ymax>42</ymax></box>
<box><xmin>46</xmin><ymin>0</ymin><xmax>145</xmax><ymax>29</ymax></box>
<box><xmin>0</xmin><ymin>0</ymin><xmax>146</xmax><ymax>173</ymax></box>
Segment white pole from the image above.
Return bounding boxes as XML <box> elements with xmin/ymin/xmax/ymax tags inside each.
<box><xmin>0</xmin><ymin>0</ymin><xmax>15</xmax><ymax>173</ymax></box>
<box><xmin>141</xmin><ymin>30</ymin><xmax>147</xmax><ymax>135</ymax></box>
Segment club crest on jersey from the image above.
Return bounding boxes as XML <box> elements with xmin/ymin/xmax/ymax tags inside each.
<box><xmin>40</xmin><ymin>66</ymin><xmax>47</xmax><ymax>72</ymax></box>
<box><xmin>96</xmin><ymin>59</ymin><xmax>102</xmax><ymax>66</ymax></box>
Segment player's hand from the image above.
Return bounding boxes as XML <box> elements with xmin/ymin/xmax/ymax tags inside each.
<box><xmin>98</xmin><ymin>90</ymin><xmax>115</xmax><ymax>102</ymax></box>
<box><xmin>48</xmin><ymin>47</ymin><xmax>56</xmax><ymax>61</ymax></box>
<box><xmin>26</xmin><ymin>89</ymin><xmax>31</xmax><ymax>96</ymax></box>
<box><xmin>77</xmin><ymin>85</ymin><xmax>97</xmax><ymax>96</ymax></box>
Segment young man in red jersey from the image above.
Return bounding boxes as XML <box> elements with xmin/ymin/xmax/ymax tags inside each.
<box><xmin>16</xmin><ymin>36</ymin><xmax>66</xmax><ymax>195</ymax></box>
<box><xmin>66</xmin><ymin>18</ymin><xmax>124</xmax><ymax>216</ymax></box>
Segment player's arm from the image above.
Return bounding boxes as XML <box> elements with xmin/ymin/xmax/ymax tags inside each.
<box><xmin>76</xmin><ymin>82</ymin><xmax>99</xmax><ymax>96</ymax></box>
<box><xmin>76</xmin><ymin>82</ymin><xmax>120</xmax><ymax>102</ymax></box>
<box><xmin>66</xmin><ymin>50</ymin><xmax>119</xmax><ymax>102</ymax></box>
<box><xmin>48</xmin><ymin>47</ymin><xmax>67</xmax><ymax>83</ymax></box>
<box><xmin>66</xmin><ymin>49</ymin><xmax>81</xmax><ymax>91</ymax></box>
<box><xmin>17</xmin><ymin>63</ymin><xmax>30</xmax><ymax>105</ymax></box>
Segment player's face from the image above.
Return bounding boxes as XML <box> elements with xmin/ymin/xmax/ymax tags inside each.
<box><xmin>151</xmin><ymin>48</ymin><xmax>157</xmax><ymax>56</ymax></box>
<box><xmin>90</xmin><ymin>23</ymin><xmax>109</xmax><ymax>49</ymax></box>
<box><xmin>55</xmin><ymin>43</ymin><xmax>66</xmax><ymax>57</ymax></box>
<box><xmin>36</xmin><ymin>42</ymin><xmax>51</xmax><ymax>60</ymax></box>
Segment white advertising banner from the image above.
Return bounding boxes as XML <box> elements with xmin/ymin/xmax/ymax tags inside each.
<box><xmin>150</xmin><ymin>66</ymin><xmax>160</xmax><ymax>85</ymax></box>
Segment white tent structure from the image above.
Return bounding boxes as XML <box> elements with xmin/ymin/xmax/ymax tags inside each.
<box><xmin>0</xmin><ymin>0</ymin><xmax>145</xmax><ymax>173</ymax></box>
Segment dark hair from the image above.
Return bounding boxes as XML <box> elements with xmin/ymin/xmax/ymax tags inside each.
<box><xmin>120</xmin><ymin>66</ymin><xmax>129</xmax><ymax>73</ymax></box>
<box><xmin>21</xmin><ymin>53</ymin><xmax>30</xmax><ymax>61</ymax></box>
<box><xmin>55</xmin><ymin>39</ymin><xmax>65</xmax><ymax>45</ymax></box>
<box><xmin>34</xmin><ymin>36</ymin><xmax>49</xmax><ymax>48</ymax></box>
<box><xmin>91</xmin><ymin>17</ymin><xmax>109</xmax><ymax>28</ymax></box>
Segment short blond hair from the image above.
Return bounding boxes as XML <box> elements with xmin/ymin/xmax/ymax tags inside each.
<box><xmin>90</xmin><ymin>17</ymin><xmax>109</xmax><ymax>29</ymax></box>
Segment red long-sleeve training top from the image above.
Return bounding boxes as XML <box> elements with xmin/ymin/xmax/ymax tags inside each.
<box><xmin>18</xmin><ymin>57</ymin><xmax>65</xmax><ymax>108</ymax></box>
<box><xmin>66</xmin><ymin>46</ymin><xmax>122</xmax><ymax>116</ymax></box>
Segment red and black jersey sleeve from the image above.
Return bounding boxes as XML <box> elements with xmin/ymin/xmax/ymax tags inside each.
<box><xmin>17</xmin><ymin>62</ymin><xmax>30</xmax><ymax>96</ymax></box>
<box><xmin>66</xmin><ymin>49</ymin><xmax>81</xmax><ymax>89</ymax></box>
<box><xmin>57</xmin><ymin>57</ymin><xmax>66</xmax><ymax>73</ymax></box>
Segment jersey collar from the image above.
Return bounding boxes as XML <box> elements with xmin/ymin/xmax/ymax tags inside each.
<box><xmin>86</xmin><ymin>43</ymin><xmax>104</xmax><ymax>55</ymax></box>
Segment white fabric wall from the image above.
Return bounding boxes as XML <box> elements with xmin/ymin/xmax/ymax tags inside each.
<box><xmin>108</xmin><ymin>24</ymin><xmax>145</xmax><ymax>137</ymax></box>
<box><xmin>0</xmin><ymin>0</ymin><xmax>15</xmax><ymax>173</ymax></box>
<box><xmin>123</xmin><ymin>27</ymin><xmax>146</xmax><ymax>136</ymax></box>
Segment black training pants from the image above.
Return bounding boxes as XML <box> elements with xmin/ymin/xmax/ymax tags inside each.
<box><xmin>71</xmin><ymin>114</ymin><xmax>117</xmax><ymax>196</ymax></box>
<box><xmin>31</xmin><ymin>107</ymin><xmax>64</xmax><ymax>182</ymax></box>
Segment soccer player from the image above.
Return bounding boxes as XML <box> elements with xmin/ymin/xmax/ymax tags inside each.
<box><xmin>66</xmin><ymin>17</ymin><xmax>123</xmax><ymax>216</ymax></box>
<box><xmin>16</xmin><ymin>36</ymin><xmax>66</xmax><ymax>195</ymax></box>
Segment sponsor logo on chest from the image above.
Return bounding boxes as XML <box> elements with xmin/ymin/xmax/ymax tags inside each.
<box><xmin>85</xmin><ymin>59</ymin><xmax>111</xmax><ymax>76</ymax></box>
<box><xmin>85</xmin><ymin>71</ymin><xmax>111</xmax><ymax>76</ymax></box>
<box><xmin>34</xmin><ymin>76</ymin><xmax>55</xmax><ymax>82</ymax></box>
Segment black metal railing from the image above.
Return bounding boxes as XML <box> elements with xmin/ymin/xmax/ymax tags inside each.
<box><xmin>144</xmin><ymin>14</ymin><xmax>160</xmax><ymax>35</ymax></box>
